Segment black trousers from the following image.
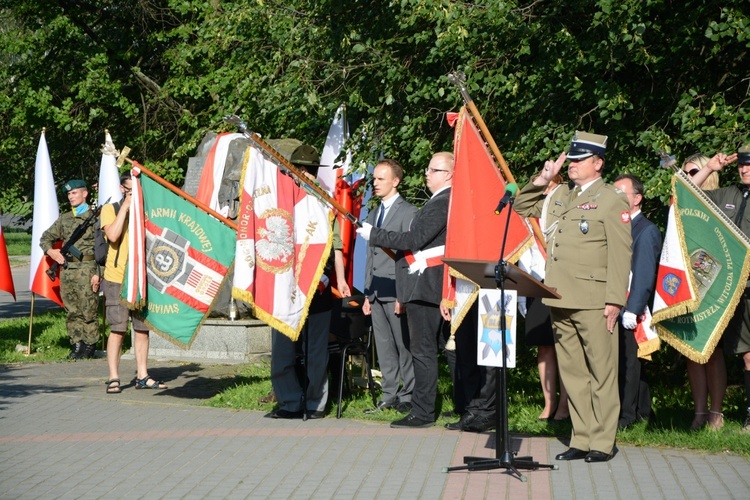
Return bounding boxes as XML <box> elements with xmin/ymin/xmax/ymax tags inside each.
<box><xmin>444</xmin><ymin>302</ymin><xmax>497</xmax><ymax>417</ymax></box>
<box><xmin>618</xmin><ymin>324</ymin><xmax>651</xmax><ymax>426</ymax></box>
<box><xmin>405</xmin><ymin>301</ymin><xmax>444</xmax><ymax>421</ymax></box>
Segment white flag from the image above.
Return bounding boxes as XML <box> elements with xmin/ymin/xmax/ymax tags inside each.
<box><xmin>97</xmin><ymin>130</ymin><xmax>123</xmax><ymax>207</ymax></box>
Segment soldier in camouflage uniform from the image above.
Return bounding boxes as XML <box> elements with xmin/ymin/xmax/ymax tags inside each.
<box><xmin>40</xmin><ymin>179</ymin><xmax>101</xmax><ymax>359</ymax></box>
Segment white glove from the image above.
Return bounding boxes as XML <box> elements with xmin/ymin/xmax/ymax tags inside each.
<box><xmin>622</xmin><ymin>310</ymin><xmax>638</xmax><ymax>330</ymax></box>
<box><xmin>517</xmin><ymin>297</ymin><xmax>527</xmax><ymax>318</ymax></box>
<box><xmin>356</xmin><ymin>222</ymin><xmax>373</xmax><ymax>241</ymax></box>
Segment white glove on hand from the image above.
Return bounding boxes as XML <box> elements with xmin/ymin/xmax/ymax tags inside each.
<box><xmin>517</xmin><ymin>297</ymin><xmax>528</xmax><ymax>318</ymax></box>
<box><xmin>356</xmin><ymin>222</ymin><xmax>373</xmax><ymax>241</ymax></box>
<box><xmin>622</xmin><ymin>310</ymin><xmax>638</xmax><ymax>330</ymax></box>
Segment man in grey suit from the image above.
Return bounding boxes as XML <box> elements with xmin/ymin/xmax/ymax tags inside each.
<box><xmin>362</xmin><ymin>159</ymin><xmax>418</xmax><ymax>414</ymax></box>
<box><xmin>358</xmin><ymin>152</ymin><xmax>454</xmax><ymax>428</ymax></box>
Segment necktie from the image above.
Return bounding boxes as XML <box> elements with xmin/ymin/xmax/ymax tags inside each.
<box><xmin>376</xmin><ymin>205</ymin><xmax>385</xmax><ymax>228</ymax></box>
<box><xmin>735</xmin><ymin>189</ymin><xmax>749</xmax><ymax>227</ymax></box>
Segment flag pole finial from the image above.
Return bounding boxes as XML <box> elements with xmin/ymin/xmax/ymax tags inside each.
<box><xmin>105</xmin><ymin>128</ymin><xmax>109</xmax><ymax>135</ymax></box>
<box><xmin>42</xmin><ymin>127</ymin><xmax>46</xmax><ymax>134</ymax></box>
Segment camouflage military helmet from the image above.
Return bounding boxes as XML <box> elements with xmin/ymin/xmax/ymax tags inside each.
<box><xmin>63</xmin><ymin>179</ymin><xmax>87</xmax><ymax>193</ymax></box>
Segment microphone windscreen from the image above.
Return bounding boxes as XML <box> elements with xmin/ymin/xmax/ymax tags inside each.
<box><xmin>505</xmin><ymin>183</ymin><xmax>518</xmax><ymax>196</ymax></box>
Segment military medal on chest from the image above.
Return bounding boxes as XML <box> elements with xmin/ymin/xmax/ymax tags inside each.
<box><xmin>579</xmin><ymin>219</ymin><xmax>589</xmax><ymax>234</ymax></box>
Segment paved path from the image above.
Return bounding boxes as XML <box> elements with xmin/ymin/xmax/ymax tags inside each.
<box><xmin>0</xmin><ymin>359</ymin><xmax>748</xmax><ymax>499</ymax></box>
<box><xmin>2</xmin><ymin>259</ymin><xmax>750</xmax><ymax>498</ymax></box>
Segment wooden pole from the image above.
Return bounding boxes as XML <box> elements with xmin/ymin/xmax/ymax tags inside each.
<box><xmin>447</xmin><ymin>72</ymin><xmax>547</xmax><ymax>249</ymax></box>
<box><xmin>116</xmin><ymin>148</ymin><xmax>238</xmax><ymax>231</ymax></box>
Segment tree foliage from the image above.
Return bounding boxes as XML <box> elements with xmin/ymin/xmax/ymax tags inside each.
<box><xmin>1</xmin><ymin>0</ymin><xmax>748</xmax><ymax>224</ymax></box>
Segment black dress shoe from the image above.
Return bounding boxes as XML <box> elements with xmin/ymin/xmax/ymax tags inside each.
<box><xmin>463</xmin><ymin>415</ymin><xmax>495</xmax><ymax>433</ymax></box>
<box><xmin>555</xmin><ymin>448</ymin><xmax>588</xmax><ymax>461</ymax></box>
<box><xmin>364</xmin><ymin>400</ymin><xmax>397</xmax><ymax>414</ymax></box>
<box><xmin>268</xmin><ymin>409</ymin><xmax>303</xmax><ymax>419</ymax></box>
<box><xmin>585</xmin><ymin>450</ymin><xmax>613</xmax><ymax>463</ymax></box>
<box><xmin>306</xmin><ymin>410</ymin><xmax>326</xmax><ymax>419</ymax></box>
<box><xmin>390</xmin><ymin>414</ymin><xmax>433</xmax><ymax>429</ymax></box>
<box><xmin>395</xmin><ymin>402</ymin><xmax>412</xmax><ymax>413</ymax></box>
<box><xmin>445</xmin><ymin>411</ymin><xmax>477</xmax><ymax>431</ymax></box>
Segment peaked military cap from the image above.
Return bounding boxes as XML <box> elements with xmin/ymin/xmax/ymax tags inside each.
<box><xmin>568</xmin><ymin>131</ymin><xmax>608</xmax><ymax>160</ymax></box>
<box><xmin>289</xmin><ymin>144</ymin><xmax>321</xmax><ymax>167</ymax></box>
<box><xmin>63</xmin><ymin>179</ymin><xmax>87</xmax><ymax>193</ymax></box>
<box><xmin>738</xmin><ymin>144</ymin><xmax>750</xmax><ymax>164</ymax></box>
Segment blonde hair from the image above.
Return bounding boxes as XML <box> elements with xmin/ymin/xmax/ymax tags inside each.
<box><xmin>683</xmin><ymin>154</ymin><xmax>720</xmax><ymax>190</ymax></box>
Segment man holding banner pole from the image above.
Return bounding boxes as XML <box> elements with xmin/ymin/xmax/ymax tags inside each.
<box><xmin>357</xmin><ymin>152</ymin><xmax>454</xmax><ymax>428</ymax></box>
<box><xmin>691</xmin><ymin>145</ymin><xmax>750</xmax><ymax>432</ymax></box>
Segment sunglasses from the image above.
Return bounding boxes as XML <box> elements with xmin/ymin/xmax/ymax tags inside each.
<box><xmin>686</xmin><ymin>168</ymin><xmax>700</xmax><ymax>177</ymax></box>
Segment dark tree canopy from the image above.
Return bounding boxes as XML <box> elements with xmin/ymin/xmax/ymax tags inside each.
<box><xmin>1</xmin><ymin>0</ymin><xmax>748</xmax><ymax>225</ymax></box>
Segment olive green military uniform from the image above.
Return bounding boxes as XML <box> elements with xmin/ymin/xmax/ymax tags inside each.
<box><xmin>515</xmin><ymin>178</ymin><xmax>632</xmax><ymax>454</ymax></box>
<box><xmin>40</xmin><ymin>210</ymin><xmax>100</xmax><ymax>346</ymax></box>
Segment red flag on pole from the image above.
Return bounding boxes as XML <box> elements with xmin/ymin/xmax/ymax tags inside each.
<box><xmin>443</xmin><ymin>107</ymin><xmax>533</xmax><ymax>330</ymax></box>
<box><xmin>0</xmin><ymin>221</ymin><xmax>16</xmax><ymax>300</ymax></box>
<box><xmin>29</xmin><ymin>130</ymin><xmax>63</xmax><ymax>307</ymax></box>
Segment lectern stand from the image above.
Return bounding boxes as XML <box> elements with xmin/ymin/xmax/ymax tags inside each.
<box><xmin>442</xmin><ymin>258</ymin><xmax>560</xmax><ymax>481</ymax></box>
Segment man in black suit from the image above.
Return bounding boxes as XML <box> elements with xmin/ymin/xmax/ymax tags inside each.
<box><xmin>613</xmin><ymin>174</ymin><xmax>662</xmax><ymax>429</ymax></box>
<box><xmin>357</xmin><ymin>152</ymin><xmax>454</xmax><ymax>428</ymax></box>
<box><xmin>362</xmin><ymin>159</ymin><xmax>418</xmax><ymax>414</ymax></box>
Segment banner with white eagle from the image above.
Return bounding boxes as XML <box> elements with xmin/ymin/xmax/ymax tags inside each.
<box><xmin>233</xmin><ymin>146</ymin><xmax>334</xmax><ymax>341</ymax></box>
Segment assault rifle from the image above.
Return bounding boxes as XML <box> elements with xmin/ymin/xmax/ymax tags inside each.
<box><xmin>46</xmin><ymin>201</ymin><xmax>108</xmax><ymax>281</ymax></box>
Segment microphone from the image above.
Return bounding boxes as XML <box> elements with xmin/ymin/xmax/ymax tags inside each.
<box><xmin>494</xmin><ymin>183</ymin><xmax>518</xmax><ymax>214</ymax></box>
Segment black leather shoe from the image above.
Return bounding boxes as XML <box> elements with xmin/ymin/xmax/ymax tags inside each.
<box><xmin>463</xmin><ymin>415</ymin><xmax>495</xmax><ymax>433</ymax></box>
<box><xmin>395</xmin><ymin>402</ymin><xmax>412</xmax><ymax>413</ymax></box>
<box><xmin>445</xmin><ymin>411</ymin><xmax>477</xmax><ymax>431</ymax></box>
<box><xmin>268</xmin><ymin>409</ymin><xmax>303</xmax><ymax>419</ymax></box>
<box><xmin>390</xmin><ymin>414</ymin><xmax>433</xmax><ymax>429</ymax></box>
<box><xmin>306</xmin><ymin>410</ymin><xmax>326</xmax><ymax>419</ymax></box>
<box><xmin>555</xmin><ymin>448</ymin><xmax>588</xmax><ymax>461</ymax></box>
<box><xmin>585</xmin><ymin>450</ymin><xmax>613</xmax><ymax>463</ymax></box>
<box><xmin>364</xmin><ymin>400</ymin><xmax>397</xmax><ymax>414</ymax></box>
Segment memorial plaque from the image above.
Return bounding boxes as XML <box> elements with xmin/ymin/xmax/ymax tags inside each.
<box><xmin>182</xmin><ymin>157</ymin><xmax>206</xmax><ymax>197</ymax></box>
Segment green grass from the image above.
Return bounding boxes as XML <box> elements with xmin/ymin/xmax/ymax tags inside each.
<box><xmin>4</xmin><ymin>231</ymin><xmax>31</xmax><ymax>256</ymax></box>
<box><xmin>2</xmin><ymin>310</ymin><xmax>749</xmax><ymax>456</ymax></box>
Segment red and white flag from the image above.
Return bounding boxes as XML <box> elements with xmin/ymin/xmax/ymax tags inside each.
<box><xmin>195</xmin><ymin>132</ymin><xmax>244</xmax><ymax>215</ymax></box>
<box><xmin>124</xmin><ymin>167</ymin><xmax>147</xmax><ymax>307</ymax></box>
<box><xmin>97</xmin><ymin>130</ymin><xmax>123</xmax><ymax>207</ymax></box>
<box><xmin>0</xmin><ymin>221</ymin><xmax>16</xmax><ymax>300</ymax></box>
<box><xmin>233</xmin><ymin>146</ymin><xmax>334</xmax><ymax>341</ymax></box>
<box><xmin>651</xmin><ymin>202</ymin><xmax>698</xmax><ymax>320</ymax></box>
<box><xmin>29</xmin><ymin>131</ymin><xmax>63</xmax><ymax>307</ymax></box>
<box><xmin>443</xmin><ymin>108</ymin><xmax>533</xmax><ymax>332</ymax></box>
<box><xmin>318</xmin><ymin>103</ymin><xmax>363</xmax><ymax>287</ymax></box>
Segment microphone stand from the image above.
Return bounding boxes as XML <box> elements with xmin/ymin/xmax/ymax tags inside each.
<box><xmin>443</xmin><ymin>195</ymin><xmax>557</xmax><ymax>481</ymax></box>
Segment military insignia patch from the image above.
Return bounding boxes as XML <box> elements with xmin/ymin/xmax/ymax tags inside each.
<box><xmin>620</xmin><ymin>211</ymin><xmax>630</xmax><ymax>223</ymax></box>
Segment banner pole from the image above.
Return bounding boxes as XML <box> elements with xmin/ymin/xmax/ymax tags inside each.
<box><xmin>115</xmin><ymin>149</ymin><xmax>238</xmax><ymax>231</ymax></box>
<box><xmin>447</xmin><ymin>72</ymin><xmax>546</xmax><ymax>249</ymax></box>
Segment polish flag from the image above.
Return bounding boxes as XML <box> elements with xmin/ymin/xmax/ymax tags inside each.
<box><xmin>0</xmin><ymin>221</ymin><xmax>16</xmax><ymax>300</ymax></box>
<box><xmin>28</xmin><ymin>130</ymin><xmax>63</xmax><ymax>306</ymax></box>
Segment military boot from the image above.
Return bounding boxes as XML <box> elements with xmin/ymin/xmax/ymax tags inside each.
<box><xmin>67</xmin><ymin>341</ymin><xmax>84</xmax><ymax>360</ymax></box>
<box><xmin>80</xmin><ymin>342</ymin><xmax>97</xmax><ymax>359</ymax></box>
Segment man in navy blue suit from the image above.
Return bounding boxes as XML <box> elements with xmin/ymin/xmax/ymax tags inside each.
<box><xmin>357</xmin><ymin>152</ymin><xmax>454</xmax><ymax>428</ymax></box>
<box><xmin>613</xmin><ymin>174</ymin><xmax>662</xmax><ymax>429</ymax></box>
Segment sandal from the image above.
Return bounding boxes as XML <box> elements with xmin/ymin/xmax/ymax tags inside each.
<box><xmin>690</xmin><ymin>412</ymin><xmax>708</xmax><ymax>431</ymax></box>
<box><xmin>133</xmin><ymin>375</ymin><xmax>167</xmax><ymax>390</ymax></box>
<box><xmin>708</xmin><ymin>410</ymin><xmax>724</xmax><ymax>431</ymax></box>
<box><xmin>105</xmin><ymin>379</ymin><xmax>122</xmax><ymax>394</ymax></box>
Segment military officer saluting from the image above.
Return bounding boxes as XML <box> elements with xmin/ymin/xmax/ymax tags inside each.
<box><xmin>515</xmin><ymin>132</ymin><xmax>632</xmax><ymax>462</ymax></box>
<box><xmin>40</xmin><ymin>179</ymin><xmax>101</xmax><ymax>359</ymax></box>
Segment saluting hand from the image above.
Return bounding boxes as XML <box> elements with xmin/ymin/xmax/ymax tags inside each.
<box><xmin>534</xmin><ymin>152</ymin><xmax>566</xmax><ymax>186</ymax></box>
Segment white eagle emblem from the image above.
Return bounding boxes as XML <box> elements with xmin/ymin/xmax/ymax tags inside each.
<box><xmin>257</xmin><ymin>215</ymin><xmax>293</xmax><ymax>262</ymax></box>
